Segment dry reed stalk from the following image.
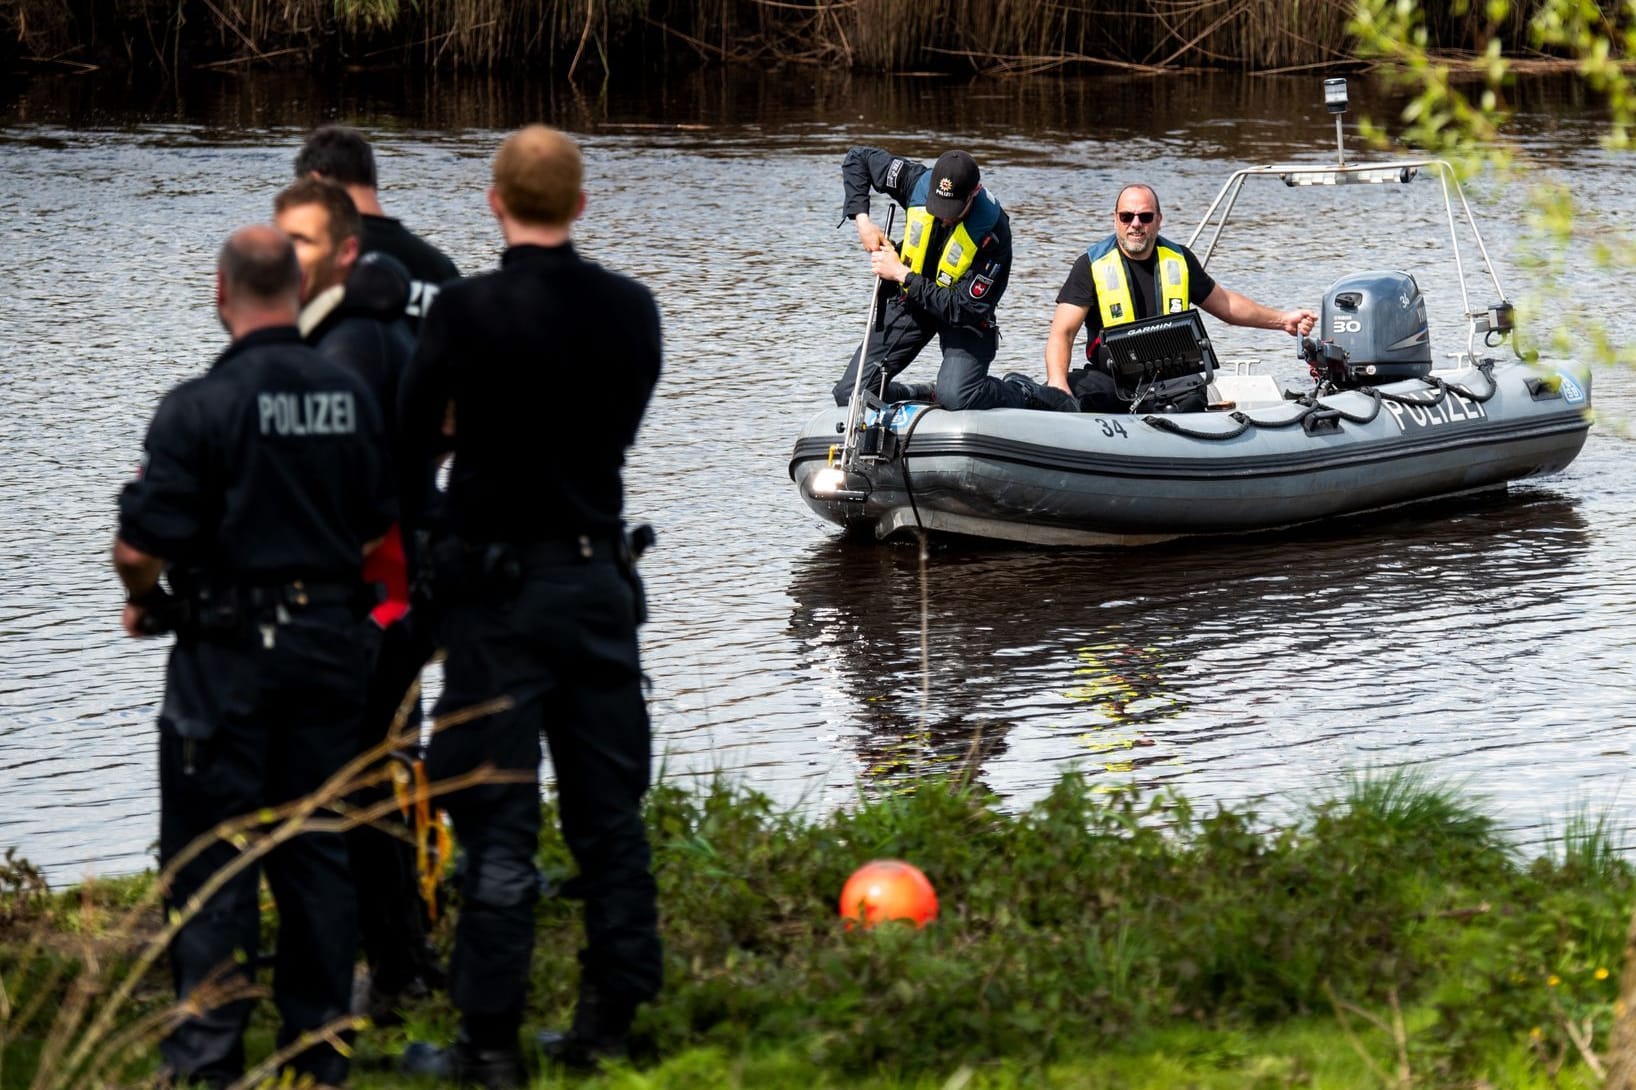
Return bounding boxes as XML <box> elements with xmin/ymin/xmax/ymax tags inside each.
<box><xmin>231</xmin><ymin>1012</ymin><xmax>360</xmax><ymax>1089</ymax></box>
<box><xmin>1602</xmin><ymin>897</ymin><xmax>1636</xmax><ymax>1088</ymax></box>
<box><xmin>1323</xmin><ymin>980</ymin><xmax>1413</xmax><ymax>1090</ymax></box>
<box><xmin>17</xmin><ymin>693</ymin><xmax>516</xmax><ymax>1090</ymax></box>
<box><xmin>3</xmin><ymin>0</ymin><xmax>1612</xmax><ymax>74</ymax></box>
<box><xmin>569</xmin><ymin>0</ymin><xmax>599</xmax><ymax>81</ymax></box>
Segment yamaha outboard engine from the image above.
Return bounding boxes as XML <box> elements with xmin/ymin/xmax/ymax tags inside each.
<box><xmin>1314</xmin><ymin>271</ymin><xmax>1432</xmax><ymax>388</ymax></box>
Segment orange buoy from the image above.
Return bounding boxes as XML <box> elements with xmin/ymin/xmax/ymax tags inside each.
<box><xmin>839</xmin><ymin>859</ymin><xmax>938</xmax><ymax>929</ymax></box>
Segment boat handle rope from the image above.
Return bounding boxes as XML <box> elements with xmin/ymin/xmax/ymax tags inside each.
<box><xmin>897</xmin><ymin>403</ymin><xmax>940</xmax><ymax>532</ymax></box>
<box><xmin>1143</xmin><ymin>361</ymin><xmax>1497</xmax><ymax>442</ymax></box>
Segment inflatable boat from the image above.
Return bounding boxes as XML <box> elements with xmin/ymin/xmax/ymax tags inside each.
<box><xmin>789</xmin><ymin>83</ymin><xmax>1592</xmax><ymax>547</ymax></box>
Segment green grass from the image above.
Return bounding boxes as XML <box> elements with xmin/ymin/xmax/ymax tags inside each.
<box><xmin>2</xmin><ymin>770</ymin><xmax>1630</xmax><ymax>1088</ymax></box>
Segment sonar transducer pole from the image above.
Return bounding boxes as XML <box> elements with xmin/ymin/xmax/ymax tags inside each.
<box><xmin>838</xmin><ymin>203</ymin><xmax>898</xmax><ymax>471</ymax></box>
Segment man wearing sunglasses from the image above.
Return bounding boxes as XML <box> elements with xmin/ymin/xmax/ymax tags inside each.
<box><xmin>1045</xmin><ymin>183</ymin><xmax>1316</xmax><ymax>412</ymax></box>
<box><xmin>830</xmin><ymin>147</ymin><xmax>1034</xmax><ymax>411</ymax></box>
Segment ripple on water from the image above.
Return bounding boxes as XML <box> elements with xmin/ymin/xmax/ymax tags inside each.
<box><xmin>3</xmin><ymin>73</ymin><xmax>1635</xmax><ymax>879</ymax></box>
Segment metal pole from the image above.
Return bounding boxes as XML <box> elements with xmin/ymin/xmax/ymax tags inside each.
<box><xmin>838</xmin><ymin>204</ymin><xmax>897</xmax><ymax>470</ymax></box>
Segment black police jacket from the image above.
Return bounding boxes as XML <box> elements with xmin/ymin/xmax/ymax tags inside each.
<box><xmin>398</xmin><ymin>242</ymin><xmax>661</xmax><ymax>544</ymax></box>
<box><xmin>303</xmin><ymin>253</ymin><xmax>416</xmax><ymax>449</ymax></box>
<box><xmin>360</xmin><ymin>214</ymin><xmax>460</xmax><ymax>334</ymax></box>
<box><xmin>839</xmin><ymin>146</ymin><xmax>1011</xmax><ymax>334</ymax></box>
<box><xmin>119</xmin><ymin>326</ymin><xmax>397</xmax><ymax>582</ymax></box>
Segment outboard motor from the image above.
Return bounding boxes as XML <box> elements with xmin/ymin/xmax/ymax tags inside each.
<box><xmin>1312</xmin><ymin>270</ymin><xmax>1432</xmax><ymax>388</ymax></box>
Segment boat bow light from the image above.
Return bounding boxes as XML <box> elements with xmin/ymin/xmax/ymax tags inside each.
<box><xmin>811</xmin><ymin>465</ymin><xmax>848</xmax><ymax>495</ymax></box>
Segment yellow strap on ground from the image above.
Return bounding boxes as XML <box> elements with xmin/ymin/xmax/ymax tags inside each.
<box><xmin>411</xmin><ymin>758</ymin><xmax>443</xmax><ymax>923</ymax></box>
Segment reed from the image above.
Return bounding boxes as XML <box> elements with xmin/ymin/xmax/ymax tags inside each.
<box><xmin>0</xmin><ymin>690</ymin><xmax>514</xmax><ymax>1089</ymax></box>
<box><xmin>0</xmin><ymin>0</ymin><xmax>1606</xmax><ymax>75</ymax></box>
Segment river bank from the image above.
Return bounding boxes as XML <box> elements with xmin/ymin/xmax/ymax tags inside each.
<box><xmin>0</xmin><ymin>0</ymin><xmax>1581</xmax><ymax>79</ymax></box>
<box><xmin>1</xmin><ymin>771</ymin><xmax>1626</xmax><ymax>1087</ymax></box>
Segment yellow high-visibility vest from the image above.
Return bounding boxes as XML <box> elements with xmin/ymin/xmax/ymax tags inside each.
<box><xmin>900</xmin><ymin>207</ymin><xmax>979</xmax><ymax>288</ymax></box>
<box><xmin>1087</xmin><ymin>235</ymin><xmax>1190</xmax><ymax>327</ymax></box>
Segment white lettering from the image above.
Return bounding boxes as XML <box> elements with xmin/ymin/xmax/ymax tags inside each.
<box><xmin>1383</xmin><ymin>393</ymin><xmax>1489</xmax><ymax>434</ymax></box>
<box><xmin>406</xmin><ymin>281</ymin><xmax>439</xmax><ymax>319</ymax></box>
<box><xmin>257</xmin><ymin>391</ymin><xmax>359</xmax><ymax>437</ymax></box>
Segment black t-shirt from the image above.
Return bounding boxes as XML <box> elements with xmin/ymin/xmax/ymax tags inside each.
<box><xmin>119</xmin><ymin>326</ymin><xmax>396</xmax><ymax>581</ymax></box>
<box><xmin>398</xmin><ymin>243</ymin><xmax>661</xmax><ymax>543</ymax></box>
<box><xmin>359</xmin><ymin>214</ymin><xmax>460</xmax><ymax>332</ymax></box>
<box><xmin>1056</xmin><ymin>239</ymin><xmax>1217</xmax><ymax>355</ymax></box>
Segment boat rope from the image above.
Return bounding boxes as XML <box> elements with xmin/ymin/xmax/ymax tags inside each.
<box><xmin>1141</xmin><ymin>361</ymin><xmax>1497</xmax><ymax>442</ymax></box>
<box><xmin>1141</xmin><ymin>412</ymin><xmax>1255</xmax><ymax>440</ymax></box>
<box><xmin>1380</xmin><ymin>361</ymin><xmax>1499</xmax><ymax>406</ymax></box>
<box><xmin>898</xmin><ymin>403</ymin><xmax>940</xmax><ymax>533</ymax></box>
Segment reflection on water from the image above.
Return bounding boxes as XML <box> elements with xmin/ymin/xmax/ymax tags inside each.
<box><xmin>1</xmin><ymin>68</ymin><xmax>1633</xmax><ymax>879</ymax></box>
<box><xmin>0</xmin><ymin>65</ymin><xmax>1616</xmax><ymax>149</ymax></box>
<box><xmin>785</xmin><ymin>486</ymin><xmax>1627</xmax><ymax>838</ymax></box>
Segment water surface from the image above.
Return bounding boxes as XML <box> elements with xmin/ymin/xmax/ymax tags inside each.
<box><xmin>1</xmin><ymin>69</ymin><xmax>1632</xmax><ymax>880</ymax></box>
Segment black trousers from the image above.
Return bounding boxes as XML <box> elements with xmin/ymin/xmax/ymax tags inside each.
<box><xmin>427</xmin><ymin>553</ymin><xmax>661</xmax><ymax>1045</ymax></box>
<box><xmin>831</xmin><ymin>297</ymin><xmax>1026</xmax><ymax>411</ymax></box>
<box><xmin>349</xmin><ymin>612</ymin><xmax>437</xmax><ymax>995</ymax></box>
<box><xmin>157</xmin><ymin>608</ymin><xmax>366</xmax><ymax>1088</ymax></box>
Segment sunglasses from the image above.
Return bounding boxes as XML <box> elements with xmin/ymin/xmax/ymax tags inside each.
<box><xmin>1117</xmin><ymin>211</ymin><xmax>1157</xmax><ymax>224</ymax></box>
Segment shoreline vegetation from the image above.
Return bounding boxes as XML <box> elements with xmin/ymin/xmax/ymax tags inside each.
<box><xmin>0</xmin><ymin>0</ymin><xmax>1618</xmax><ymax>79</ymax></box>
<box><xmin>1</xmin><ymin>769</ymin><xmax>1631</xmax><ymax>1087</ymax></box>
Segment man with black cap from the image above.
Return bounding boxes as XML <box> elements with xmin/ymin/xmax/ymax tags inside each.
<box><xmin>832</xmin><ymin>147</ymin><xmax>1056</xmax><ymax>412</ymax></box>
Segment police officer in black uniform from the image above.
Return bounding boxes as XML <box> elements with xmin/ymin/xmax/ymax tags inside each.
<box><xmin>114</xmin><ymin>225</ymin><xmax>395</xmax><ymax>1089</ymax></box>
<box><xmin>274</xmin><ymin>176</ymin><xmax>445</xmax><ymax>1025</ymax></box>
<box><xmin>294</xmin><ymin>125</ymin><xmax>461</xmax><ymax>333</ymax></box>
<box><xmin>396</xmin><ymin>126</ymin><xmax>662</xmax><ymax>1088</ymax></box>
<box><xmin>832</xmin><ymin>146</ymin><xmax>1041</xmax><ymax>412</ymax></box>
<box><xmin>277</xmin><ymin>177</ymin><xmax>417</xmax><ymax>424</ymax></box>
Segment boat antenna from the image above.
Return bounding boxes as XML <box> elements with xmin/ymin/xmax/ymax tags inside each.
<box><xmin>1324</xmin><ymin>78</ymin><xmax>1349</xmax><ymax>167</ymax></box>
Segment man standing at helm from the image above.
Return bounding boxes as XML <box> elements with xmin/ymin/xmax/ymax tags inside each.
<box><xmin>830</xmin><ymin>147</ymin><xmax>1041</xmax><ymax>412</ymax></box>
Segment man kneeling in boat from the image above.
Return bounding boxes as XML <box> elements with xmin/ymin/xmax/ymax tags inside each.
<box><xmin>832</xmin><ymin>147</ymin><xmax>1055</xmax><ymax>411</ymax></box>
<box><xmin>1046</xmin><ymin>183</ymin><xmax>1317</xmax><ymax>413</ymax></box>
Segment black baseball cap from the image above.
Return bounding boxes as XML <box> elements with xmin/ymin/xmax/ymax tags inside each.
<box><xmin>925</xmin><ymin>150</ymin><xmax>980</xmax><ymax>220</ymax></box>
